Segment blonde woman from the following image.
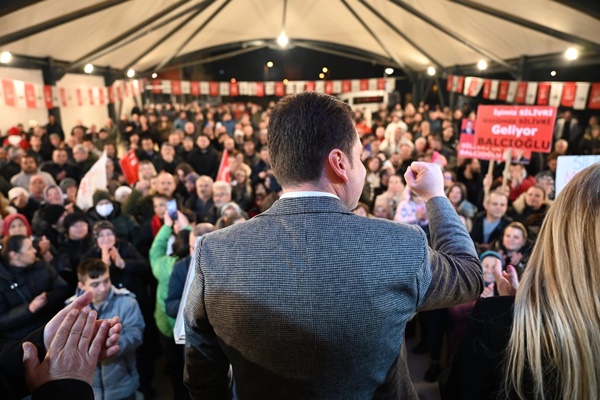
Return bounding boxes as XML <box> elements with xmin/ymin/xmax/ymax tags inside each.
<box><xmin>442</xmin><ymin>163</ymin><xmax>600</xmax><ymax>400</ymax></box>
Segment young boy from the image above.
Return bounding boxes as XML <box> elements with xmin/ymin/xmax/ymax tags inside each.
<box><xmin>71</xmin><ymin>259</ymin><xmax>145</xmax><ymax>400</ymax></box>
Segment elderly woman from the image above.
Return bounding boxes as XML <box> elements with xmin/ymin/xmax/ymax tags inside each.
<box><xmin>0</xmin><ymin>235</ymin><xmax>69</xmax><ymax>340</ymax></box>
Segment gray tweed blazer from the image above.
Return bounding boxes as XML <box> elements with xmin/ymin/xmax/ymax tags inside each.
<box><xmin>184</xmin><ymin>195</ymin><xmax>482</xmax><ymax>399</ymax></box>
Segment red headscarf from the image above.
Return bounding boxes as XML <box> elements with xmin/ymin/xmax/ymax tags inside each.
<box><xmin>3</xmin><ymin>213</ymin><xmax>33</xmax><ymax>237</ymax></box>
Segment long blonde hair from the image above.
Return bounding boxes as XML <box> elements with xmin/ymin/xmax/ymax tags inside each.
<box><xmin>505</xmin><ymin>163</ymin><xmax>600</xmax><ymax>399</ymax></box>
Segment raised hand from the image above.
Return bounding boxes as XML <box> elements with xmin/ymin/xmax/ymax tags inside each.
<box><xmin>404</xmin><ymin>162</ymin><xmax>445</xmax><ymax>203</ymax></box>
<box><xmin>23</xmin><ymin>307</ymin><xmax>110</xmax><ymax>391</ymax></box>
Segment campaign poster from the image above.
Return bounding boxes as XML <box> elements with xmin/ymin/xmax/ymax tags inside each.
<box><xmin>474</xmin><ymin>105</ymin><xmax>556</xmax><ymax>154</ymax></box>
<box><xmin>458</xmin><ymin>118</ymin><xmax>505</xmax><ymax>161</ymax></box>
<box><xmin>555</xmin><ymin>155</ymin><xmax>600</xmax><ymax>196</ymax></box>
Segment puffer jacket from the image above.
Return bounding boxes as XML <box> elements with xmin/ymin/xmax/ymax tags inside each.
<box><xmin>67</xmin><ymin>287</ymin><xmax>144</xmax><ymax>400</ymax></box>
<box><xmin>0</xmin><ymin>259</ymin><xmax>70</xmax><ymax>340</ymax></box>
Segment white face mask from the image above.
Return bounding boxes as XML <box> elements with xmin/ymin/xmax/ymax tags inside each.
<box><xmin>95</xmin><ymin>203</ymin><xmax>114</xmax><ymax>217</ymax></box>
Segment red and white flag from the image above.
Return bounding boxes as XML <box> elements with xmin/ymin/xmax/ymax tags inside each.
<box><xmin>216</xmin><ymin>149</ymin><xmax>231</xmax><ymax>183</ymax></box>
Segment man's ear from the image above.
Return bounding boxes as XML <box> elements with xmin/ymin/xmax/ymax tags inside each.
<box><xmin>327</xmin><ymin>149</ymin><xmax>349</xmax><ymax>184</ymax></box>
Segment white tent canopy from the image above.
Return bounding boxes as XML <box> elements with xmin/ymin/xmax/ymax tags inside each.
<box><xmin>0</xmin><ymin>0</ymin><xmax>599</xmax><ymax>76</ymax></box>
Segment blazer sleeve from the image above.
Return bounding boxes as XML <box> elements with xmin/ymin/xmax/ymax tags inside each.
<box><xmin>417</xmin><ymin>196</ymin><xmax>483</xmax><ymax>311</ymax></box>
<box><xmin>184</xmin><ymin>236</ymin><xmax>230</xmax><ymax>400</ymax></box>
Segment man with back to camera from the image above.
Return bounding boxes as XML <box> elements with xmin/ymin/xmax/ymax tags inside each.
<box><xmin>184</xmin><ymin>92</ymin><xmax>483</xmax><ymax>400</ymax></box>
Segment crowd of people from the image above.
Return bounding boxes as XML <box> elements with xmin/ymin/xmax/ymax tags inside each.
<box><xmin>0</xmin><ymin>95</ymin><xmax>597</xmax><ymax>399</ymax></box>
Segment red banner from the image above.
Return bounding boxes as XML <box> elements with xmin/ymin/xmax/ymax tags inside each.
<box><xmin>2</xmin><ymin>79</ymin><xmax>15</xmax><ymax>107</ymax></box>
<box><xmin>456</xmin><ymin>76</ymin><xmax>465</xmax><ymax>93</ymax></box>
<box><xmin>216</xmin><ymin>149</ymin><xmax>231</xmax><ymax>183</ymax></box>
<box><xmin>474</xmin><ymin>105</ymin><xmax>556</xmax><ymax>153</ymax></box>
<box><xmin>88</xmin><ymin>88</ymin><xmax>95</xmax><ymax>106</ymax></box>
<box><xmin>152</xmin><ymin>80</ymin><xmax>161</xmax><ymax>94</ymax></box>
<box><xmin>44</xmin><ymin>85</ymin><xmax>53</xmax><ymax>109</ymax></box>
<box><xmin>377</xmin><ymin>79</ymin><xmax>386</xmax><ymax>90</ymax></box>
<box><xmin>360</xmin><ymin>79</ymin><xmax>368</xmax><ymax>91</ymax></box>
<box><xmin>24</xmin><ymin>82</ymin><xmax>37</xmax><ymax>109</ymax></box>
<box><xmin>482</xmin><ymin>80</ymin><xmax>491</xmax><ymax>99</ymax></box>
<box><xmin>305</xmin><ymin>81</ymin><xmax>315</xmax><ymax>92</ymax></box>
<box><xmin>275</xmin><ymin>82</ymin><xmax>285</xmax><ymax>96</ymax></box>
<box><xmin>467</xmin><ymin>78</ymin><xmax>480</xmax><ymax>97</ymax></box>
<box><xmin>108</xmin><ymin>86</ymin><xmax>114</xmax><ymax>103</ymax></box>
<box><xmin>255</xmin><ymin>82</ymin><xmax>264</xmax><ymax>97</ymax></box>
<box><xmin>119</xmin><ymin>149</ymin><xmax>139</xmax><ymax>186</ymax></box>
<box><xmin>99</xmin><ymin>88</ymin><xmax>106</xmax><ymax>105</ymax></box>
<box><xmin>537</xmin><ymin>83</ymin><xmax>551</xmax><ymax>105</ymax></box>
<box><xmin>190</xmin><ymin>81</ymin><xmax>200</xmax><ymax>95</ymax></box>
<box><xmin>325</xmin><ymin>81</ymin><xmax>333</xmax><ymax>94</ymax></box>
<box><xmin>588</xmin><ymin>83</ymin><xmax>600</xmax><ymax>109</ymax></box>
<box><xmin>229</xmin><ymin>82</ymin><xmax>239</xmax><ymax>97</ymax></box>
<box><xmin>116</xmin><ymin>86</ymin><xmax>122</xmax><ymax>101</ymax></box>
<box><xmin>515</xmin><ymin>82</ymin><xmax>528</xmax><ymax>104</ymax></box>
<box><xmin>209</xmin><ymin>82</ymin><xmax>219</xmax><ymax>96</ymax></box>
<box><xmin>446</xmin><ymin>75</ymin><xmax>453</xmax><ymax>92</ymax></box>
<box><xmin>59</xmin><ymin>87</ymin><xmax>68</xmax><ymax>107</ymax></box>
<box><xmin>561</xmin><ymin>82</ymin><xmax>576</xmax><ymax>107</ymax></box>
<box><xmin>497</xmin><ymin>81</ymin><xmax>509</xmax><ymax>101</ymax></box>
<box><xmin>171</xmin><ymin>80</ymin><xmax>181</xmax><ymax>95</ymax></box>
<box><xmin>76</xmin><ymin>89</ymin><xmax>83</xmax><ymax>106</ymax></box>
<box><xmin>342</xmin><ymin>80</ymin><xmax>351</xmax><ymax>92</ymax></box>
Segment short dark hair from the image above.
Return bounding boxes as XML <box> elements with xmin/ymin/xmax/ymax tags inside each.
<box><xmin>77</xmin><ymin>259</ymin><xmax>108</xmax><ymax>282</ymax></box>
<box><xmin>1</xmin><ymin>235</ymin><xmax>28</xmax><ymax>262</ymax></box>
<box><xmin>267</xmin><ymin>92</ymin><xmax>356</xmax><ymax>186</ymax></box>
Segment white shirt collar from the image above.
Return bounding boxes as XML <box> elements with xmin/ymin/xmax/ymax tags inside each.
<box><xmin>280</xmin><ymin>191</ymin><xmax>340</xmax><ymax>200</ymax></box>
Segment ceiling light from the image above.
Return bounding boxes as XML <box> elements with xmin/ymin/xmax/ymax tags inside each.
<box><xmin>385</xmin><ymin>68</ymin><xmax>394</xmax><ymax>75</ymax></box>
<box><xmin>277</xmin><ymin>32</ymin><xmax>289</xmax><ymax>48</ymax></box>
<box><xmin>267</xmin><ymin>61</ymin><xmax>274</xmax><ymax>68</ymax></box>
<box><xmin>565</xmin><ymin>47</ymin><xmax>578</xmax><ymax>60</ymax></box>
<box><xmin>283</xmin><ymin>79</ymin><xmax>289</xmax><ymax>84</ymax></box>
<box><xmin>550</xmin><ymin>70</ymin><xmax>557</xmax><ymax>77</ymax></box>
<box><xmin>231</xmin><ymin>78</ymin><xmax>236</xmax><ymax>83</ymax></box>
<box><xmin>151</xmin><ymin>73</ymin><xmax>158</xmax><ymax>79</ymax></box>
<box><xmin>319</xmin><ymin>73</ymin><xmax>325</xmax><ymax>79</ymax></box>
<box><xmin>322</xmin><ymin>67</ymin><xmax>328</xmax><ymax>73</ymax></box>
<box><xmin>427</xmin><ymin>66</ymin><xmax>436</xmax><ymax>76</ymax></box>
<box><xmin>127</xmin><ymin>69</ymin><xmax>135</xmax><ymax>78</ymax></box>
<box><xmin>84</xmin><ymin>63</ymin><xmax>94</xmax><ymax>74</ymax></box>
<box><xmin>0</xmin><ymin>51</ymin><xmax>12</xmax><ymax>64</ymax></box>
<box><xmin>477</xmin><ymin>60</ymin><xmax>488</xmax><ymax>70</ymax></box>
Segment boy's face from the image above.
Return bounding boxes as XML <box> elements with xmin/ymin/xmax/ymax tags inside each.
<box><xmin>79</xmin><ymin>272</ymin><xmax>111</xmax><ymax>304</ymax></box>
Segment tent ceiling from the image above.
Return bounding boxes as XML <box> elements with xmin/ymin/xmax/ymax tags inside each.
<box><xmin>0</xmin><ymin>0</ymin><xmax>599</xmax><ymax>76</ymax></box>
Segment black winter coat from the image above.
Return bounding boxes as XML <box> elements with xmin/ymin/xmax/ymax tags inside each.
<box><xmin>0</xmin><ymin>260</ymin><xmax>70</xmax><ymax>340</ymax></box>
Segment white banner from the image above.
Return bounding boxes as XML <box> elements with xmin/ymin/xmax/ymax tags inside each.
<box><xmin>506</xmin><ymin>81</ymin><xmax>518</xmax><ymax>103</ymax></box>
<box><xmin>525</xmin><ymin>82</ymin><xmax>538</xmax><ymax>105</ymax></box>
<box><xmin>489</xmin><ymin>80</ymin><xmax>499</xmax><ymax>100</ymax></box>
<box><xmin>199</xmin><ymin>81</ymin><xmax>208</xmax><ymax>95</ymax></box>
<box><xmin>549</xmin><ymin>82</ymin><xmax>563</xmax><ymax>107</ymax></box>
<box><xmin>265</xmin><ymin>81</ymin><xmax>275</xmax><ymax>96</ymax></box>
<box><xmin>76</xmin><ymin>151</ymin><xmax>108</xmax><ymax>211</ymax></box>
<box><xmin>574</xmin><ymin>82</ymin><xmax>591</xmax><ymax>110</ymax></box>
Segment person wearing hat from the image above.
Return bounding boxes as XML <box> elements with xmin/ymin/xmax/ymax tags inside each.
<box><xmin>54</xmin><ymin>212</ymin><xmax>90</xmax><ymax>291</ymax></box>
<box><xmin>59</xmin><ymin>177</ymin><xmax>78</xmax><ymax>205</ymax></box>
<box><xmin>85</xmin><ymin>190</ymin><xmax>140</xmax><ymax>246</ymax></box>
<box><xmin>8</xmin><ymin>187</ymin><xmax>39</xmax><ymax>223</ymax></box>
